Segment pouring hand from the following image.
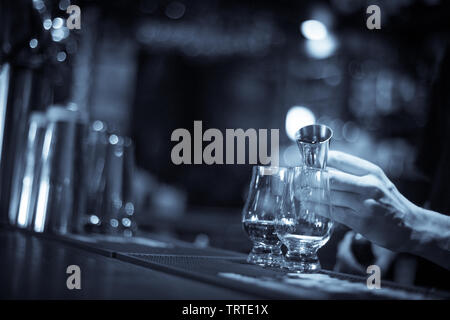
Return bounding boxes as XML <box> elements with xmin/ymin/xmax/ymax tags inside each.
<box><xmin>308</xmin><ymin>150</ymin><xmax>450</xmax><ymax>270</ymax></box>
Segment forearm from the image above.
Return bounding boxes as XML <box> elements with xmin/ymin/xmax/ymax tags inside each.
<box><xmin>408</xmin><ymin>206</ymin><xmax>450</xmax><ymax>270</ymax></box>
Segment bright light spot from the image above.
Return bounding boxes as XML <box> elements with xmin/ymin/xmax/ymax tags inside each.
<box><xmin>42</xmin><ymin>127</ymin><xmax>53</xmax><ymax>160</ymax></box>
<box><xmin>305</xmin><ymin>35</ymin><xmax>337</xmax><ymax>59</ymax></box>
<box><xmin>0</xmin><ymin>65</ymin><xmax>10</xmax><ymax>167</ymax></box>
<box><xmin>285</xmin><ymin>106</ymin><xmax>316</xmax><ymax>141</ymax></box>
<box><xmin>43</xmin><ymin>19</ymin><xmax>52</xmax><ymax>30</ymax></box>
<box><xmin>109</xmin><ymin>134</ymin><xmax>119</xmax><ymax>145</ymax></box>
<box><xmin>17</xmin><ymin>176</ymin><xmax>33</xmax><ymax>227</ymax></box>
<box><xmin>122</xmin><ymin>218</ymin><xmax>131</xmax><ymax>227</ymax></box>
<box><xmin>89</xmin><ymin>215</ymin><xmax>100</xmax><ymax>225</ymax></box>
<box><xmin>301</xmin><ymin>20</ymin><xmax>328</xmax><ymax>40</ymax></box>
<box><xmin>52</xmin><ymin>17</ymin><xmax>64</xmax><ymax>29</ymax></box>
<box><xmin>29</xmin><ymin>38</ymin><xmax>38</xmax><ymax>49</ymax></box>
<box><xmin>34</xmin><ymin>178</ymin><xmax>50</xmax><ymax>232</ymax></box>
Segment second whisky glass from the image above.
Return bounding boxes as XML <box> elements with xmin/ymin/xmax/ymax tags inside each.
<box><xmin>276</xmin><ymin>166</ymin><xmax>333</xmax><ymax>273</ymax></box>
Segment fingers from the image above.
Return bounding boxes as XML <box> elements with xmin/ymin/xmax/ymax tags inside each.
<box><xmin>328</xmin><ymin>169</ymin><xmax>382</xmax><ymax>198</ymax></box>
<box><xmin>329</xmin><ymin>150</ymin><xmax>382</xmax><ymax>177</ymax></box>
<box><xmin>331</xmin><ymin>190</ymin><xmax>363</xmax><ymax>211</ymax></box>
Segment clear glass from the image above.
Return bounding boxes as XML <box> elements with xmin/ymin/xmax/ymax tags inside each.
<box><xmin>276</xmin><ymin>166</ymin><xmax>333</xmax><ymax>273</ymax></box>
<box><xmin>99</xmin><ymin>134</ymin><xmax>137</xmax><ymax>236</ymax></box>
<box><xmin>32</xmin><ymin>106</ymin><xmax>88</xmax><ymax>234</ymax></box>
<box><xmin>242</xmin><ymin>166</ymin><xmax>289</xmax><ymax>268</ymax></box>
<box><xmin>83</xmin><ymin>120</ymin><xmax>109</xmax><ymax>234</ymax></box>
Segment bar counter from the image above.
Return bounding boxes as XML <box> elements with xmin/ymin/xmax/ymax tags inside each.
<box><xmin>0</xmin><ymin>226</ymin><xmax>448</xmax><ymax>300</ymax></box>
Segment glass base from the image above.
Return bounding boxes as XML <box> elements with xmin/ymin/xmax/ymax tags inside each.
<box><xmin>247</xmin><ymin>244</ymin><xmax>283</xmax><ymax>268</ymax></box>
<box><xmin>283</xmin><ymin>251</ymin><xmax>321</xmax><ymax>273</ymax></box>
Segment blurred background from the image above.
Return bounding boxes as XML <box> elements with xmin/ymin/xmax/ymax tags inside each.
<box><xmin>1</xmin><ymin>0</ymin><xmax>449</xmax><ymax>289</ymax></box>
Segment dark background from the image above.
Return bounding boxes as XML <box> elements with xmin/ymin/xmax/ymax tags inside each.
<box><xmin>80</xmin><ymin>0</ymin><xmax>448</xmax><ymax>209</ymax></box>
<box><xmin>3</xmin><ymin>0</ymin><xmax>447</xmax><ymax>208</ymax></box>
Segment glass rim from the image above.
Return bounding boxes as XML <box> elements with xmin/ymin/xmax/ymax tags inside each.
<box><xmin>295</xmin><ymin>124</ymin><xmax>333</xmax><ymax>144</ymax></box>
<box><xmin>290</xmin><ymin>165</ymin><xmax>329</xmax><ymax>172</ymax></box>
<box><xmin>252</xmin><ymin>165</ymin><xmax>289</xmax><ymax>177</ymax></box>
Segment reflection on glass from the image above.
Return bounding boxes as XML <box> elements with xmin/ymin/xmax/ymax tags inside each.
<box><xmin>13</xmin><ymin>112</ymin><xmax>47</xmax><ymax>229</ymax></box>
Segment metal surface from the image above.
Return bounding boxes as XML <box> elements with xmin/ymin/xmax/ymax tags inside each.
<box><xmin>295</xmin><ymin>124</ymin><xmax>333</xmax><ymax>169</ymax></box>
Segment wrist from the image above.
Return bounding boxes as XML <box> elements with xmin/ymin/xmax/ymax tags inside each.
<box><xmin>407</xmin><ymin>205</ymin><xmax>450</xmax><ymax>268</ymax></box>
<box><xmin>405</xmin><ymin>205</ymin><xmax>430</xmax><ymax>256</ymax></box>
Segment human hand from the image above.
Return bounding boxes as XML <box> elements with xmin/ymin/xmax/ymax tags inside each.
<box><xmin>307</xmin><ymin>150</ymin><xmax>421</xmax><ymax>253</ymax></box>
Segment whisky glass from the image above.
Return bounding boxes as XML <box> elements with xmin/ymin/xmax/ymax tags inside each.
<box><xmin>242</xmin><ymin>166</ymin><xmax>289</xmax><ymax>267</ymax></box>
<box><xmin>276</xmin><ymin>166</ymin><xmax>333</xmax><ymax>273</ymax></box>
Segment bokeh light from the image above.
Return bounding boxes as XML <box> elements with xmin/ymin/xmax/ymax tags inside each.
<box><xmin>305</xmin><ymin>35</ymin><xmax>337</xmax><ymax>59</ymax></box>
<box><xmin>29</xmin><ymin>39</ymin><xmax>38</xmax><ymax>49</ymax></box>
<box><xmin>301</xmin><ymin>20</ymin><xmax>328</xmax><ymax>40</ymax></box>
<box><xmin>285</xmin><ymin>106</ymin><xmax>316</xmax><ymax>141</ymax></box>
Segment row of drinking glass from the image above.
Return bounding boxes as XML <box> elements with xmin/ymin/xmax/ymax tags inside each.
<box><xmin>8</xmin><ymin>104</ymin><xmax>137</xmax><ymax>236</ymax></box>
<box><xmin>242</xmin><ymin>165</ymin><xmax>333</xmax><ymax>273</ymax></box>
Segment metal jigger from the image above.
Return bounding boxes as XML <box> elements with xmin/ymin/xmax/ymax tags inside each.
<box><xmin>295</xmin><ymin>124</ymin><xmax>333</xmax><ymax>169</ymax></box>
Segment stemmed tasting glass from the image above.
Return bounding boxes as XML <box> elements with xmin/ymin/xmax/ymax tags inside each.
<box><xmin>275</xmin><ymin>166</ymin><xmax>333</xmax><ymax>273</ymax></box>
<box><xmin>242</xmin><ymin>166</ymin><xmax>289</xmax><ymax>268</ymax></box>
